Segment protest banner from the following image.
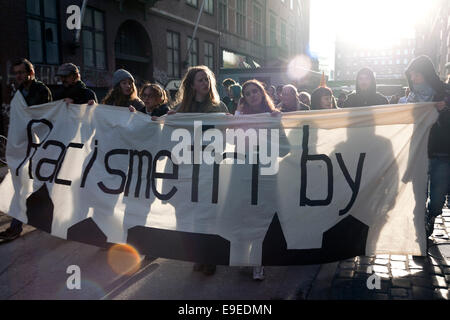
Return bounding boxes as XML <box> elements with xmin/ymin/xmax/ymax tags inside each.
<box><xmin>0</xmin><ymin>92</ymin><xmax>437</xmax><ymax>265</ymax></box>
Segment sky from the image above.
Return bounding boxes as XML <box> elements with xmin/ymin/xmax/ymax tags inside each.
<box><xmin>309</xmin><ymin>0</ymin><xmax>435</xmax><ymax>75</ymax></box>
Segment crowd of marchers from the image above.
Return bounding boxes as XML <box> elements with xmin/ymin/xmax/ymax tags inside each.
<box><xmin>1</xmin><ymin>55</ymin><xmax>449</xmax><ymax>282</ymax></box>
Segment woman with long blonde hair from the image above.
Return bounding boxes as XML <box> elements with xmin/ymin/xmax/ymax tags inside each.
<box><xmin>171</xmin><ymin>66</ymin><xmax>228</xmax><ymax>276</ymax></box>
<box><xmin>172</xmin><ymin>65</ymin><xmax>228</xmax><ymax>113</ymax></box>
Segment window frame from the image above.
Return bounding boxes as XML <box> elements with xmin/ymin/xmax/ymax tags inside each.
<box><xmin>81</xmin><ymin>7</ymin><xmax>107</xmax><ymax>70</ymax></box>
<box><xmin>187</xmin><ymin>36</ymin><xmax>199</xmax><ymax>67</ymax></box>
<box><xmin>26</xmin><ymin>0</ymin><xmax>60</xmax><ymax>65</ymax></box>
<box><xmin>167</xmin><ymin>30</ymin><xmax>181</xmax><ymax>78</ymax></box>
<box><xmin>236</xmin><ymin>0</ymin><xmax>247</xmax><ymax>37</ymax></box>
<box><xmin>204</xmin><ymin>41</ymin><xmax>214</xmax><ymax>71</ymax></box>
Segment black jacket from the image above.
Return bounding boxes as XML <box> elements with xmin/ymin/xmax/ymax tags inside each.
<box><xmin>343</xmin><ymin>68</ymin><xmax>389</xmax><ymax>108</ymax></box>
<box><xmin>405</xmin><ymin>56</ymin><xmax>450</xmax><ymax>158</ymax></box>
<box><xmin>53</xmin><ymin>80</ymin><xmax>97</xmax><ymax>105</ymax></box>
<box><xmin>428</xmin><ymin>92</ymin><xmax>450</xmax><ymax>158</ymax></box>
<box><xmin>19</xmin><ymin>79</ymin><xmax>52</xmax><ymax>106</ymax></box>
<box><xmin>148</xmin><ymin>104</ymin><xmax>170</xmax><ymax>117</ymax></box>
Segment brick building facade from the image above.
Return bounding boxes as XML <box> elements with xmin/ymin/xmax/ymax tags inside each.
<box><xmin>334</xmin><ymin>37</ymin><xmax>416</xmax><ymax>82</ymax></box>
<box><xmin>0</xmin><ymin>0</ymin><xmax>310</xmax><ymax>107</ymax></box>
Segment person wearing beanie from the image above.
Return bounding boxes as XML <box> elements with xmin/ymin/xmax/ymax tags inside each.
<box><xmin>102</xmin><ymin>69</ymin><xmax>145</xmax><ymax>112</ymax></box>
<box><xmin>404</xmin><ymin>55</ymin><xmax>450</xmax><ymax>237</ymax></box>
<box><xmin>343</xmin><ymin>67</ymin><xmax>389</xmax><ymax>108</ymax></box>
<box><xmin>310</xmin><ymin>86</ymin><xmax>337</xmax><ymax>110</ymax></box>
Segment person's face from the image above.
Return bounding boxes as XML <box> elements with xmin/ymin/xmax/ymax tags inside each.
<box><xmin>319</xmin><ymin>95</ymin><xmax>332</xmax><ymax>109</ymax></box>
<box><xmin>13</xmin><ymin>64</ymin><xmax>31</xmax><ymax>86</ymax></box>
<box><xmin>142</xmin><ymin>87</ymin><xmax>160</xmax><ymax>108</ymax></box>
<box><xmin>60</xmin><ymin>73</ymin><xmax>78</xmax><ymax>87</ymax></box>
<box><xmin>243</xmin><ymin>84</ymin><xmax>263</xmax><ymax>108</ymax></box>
<box><xmin>120</xmin><ymin>79</ymin><xmax>133</xmax><ymax>96</ymax></box>
<box><xmin>357</xmin><ymin>74</ymin><xmax>372</xmax><ymax>91</ymax></box>
<box><xmin>410</xmin><ymin>71</ymin><xmax>425</xmax><ymax>85</ymax></box>
<box><xmin>281</xmin><ymin>87</ymin><xmax>296</xmax><ymax>106</ymax></box>
<box><xmin>192</xmin><ymin>71</ymin><xmax>210</xmax><ymax>98</ymax></box>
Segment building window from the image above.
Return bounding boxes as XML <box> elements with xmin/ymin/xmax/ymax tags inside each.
<box><xmin>204</xmin><ymin>42</ymin><xmax>214</xmax><ymax>71</ymax></box>
<box><xmin>253</xmin><ymin>4</ymin><xmax>262</xmax><ymax>44</ymax></box>
<box><xmin>203</xmin><ymin>0</ymin><xmax>213</xmax><ymax>14</ymax></box>
<box><xmin>219</xmin><ymin>0</ymin><xmax>228</xmax><ymax>30</ymax></box>
<box><xmin>270</xmin><ymin>15</ymin><xmax>277</xmax><ymax>46</ymax></box>
<box><xmin>26</xmin><ymin>0</ymin><xmax>60</xmax><ymax>64</ymax></box>
<box><xmin>289</xmin><ymin>27</ymin><xmax>295</xmax><ymax>55</ymax></box>
<box><xmin>186</xmin><ymin>0</ymin><xmax>197</xmax><ymax>7</ymax></box>
<box><xmin>281</xmin><ymin>21</ymin><xmax>287</xmax><ymax>47</ymax></box>
<box><xmin>236</xmin><ymin>0</ymin><xmax>246</xmax><ymax>37</ymax></box>
<box><xmin>187</xmin><ymin>37</ymin><xmax>198</xmax><ymax>67</ymax></box>
<box><xmin>82</xmin><ymin>8</ymin><xmax>106</xmax><ymax>69</ymax></box>
<box><xmin>167</xmin><ymin>31</ymin><xmax>180</xmax><ymax>78</ymax></box>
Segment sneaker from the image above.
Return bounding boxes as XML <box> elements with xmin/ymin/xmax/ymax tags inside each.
<box><xmin>253</xmin><ymin>266</ymin><xmax>265</xmax><ymax>280</ymax></box>
<box><xmin>202</xmin><ymin>264</ymin><xmax>216</xmax><ymax>276</ymax></box>
<box><xmin>0</xmin><ymin>227</ymin><xmax>22</xmax><ymax>241</ymax></box>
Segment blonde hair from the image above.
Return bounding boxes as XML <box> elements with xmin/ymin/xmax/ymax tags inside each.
<box><xmin>174</xmin><ymin>65</ymin><xmax>220</xmax><ymax>112</ymax></box>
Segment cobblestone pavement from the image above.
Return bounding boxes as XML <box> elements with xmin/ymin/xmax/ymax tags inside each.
<box><xmin>308</xmin><ymin>207</ymin><xmax>450</xmax><ymax>300</ymax></box>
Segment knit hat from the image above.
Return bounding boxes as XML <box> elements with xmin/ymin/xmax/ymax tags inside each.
<box><xmin>112</xmin><ymin>69</ymin><xmax>134</xmax><ymax>87</ymax></box>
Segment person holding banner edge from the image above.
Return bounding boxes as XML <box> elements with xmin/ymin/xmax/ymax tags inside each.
<box><xmin>0</xmin><ymin>59</ymin><xmax>53</xmax><ymax>241</ymax></box>
<box><xmin>403</xmin><ymin>55</ymin><xmax>450</xmax><ymax>238</ymax></box>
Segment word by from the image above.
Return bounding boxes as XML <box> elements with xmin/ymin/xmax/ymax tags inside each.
<box><xmin>66</xmin><ymin>265</ymin><xmax>81</xmax><ymax>290</ymax></box>
<box><xmin>171</xmin><ymin>121</ymin><xmax>280</xmax><ymax>175</ymax></box>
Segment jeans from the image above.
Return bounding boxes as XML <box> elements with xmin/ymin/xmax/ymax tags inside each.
<box><xmin>427</xmin><ymin>157</ymin><xmax>450</xmax><ymax>218</ymax></box>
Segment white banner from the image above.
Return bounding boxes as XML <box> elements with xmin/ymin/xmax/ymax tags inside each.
<box><xmin>0</xmin><ymin>92</ymin><xmax>438</xmax><ymax>265</ymax></box>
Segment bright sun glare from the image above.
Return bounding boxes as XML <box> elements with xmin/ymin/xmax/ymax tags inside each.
<box><xmin>311</xmin><ymin>0</ymin><xmax>435</xmax><ymax>54</ymax></box>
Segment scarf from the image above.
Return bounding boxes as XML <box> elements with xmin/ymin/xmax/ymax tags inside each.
<box><xmin>407</xmin><ymin>83</ymin><xmax>435</xmax><ymax>103</ymax></box>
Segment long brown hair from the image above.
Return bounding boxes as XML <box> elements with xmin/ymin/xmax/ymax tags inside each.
<box><xmin>174</xmin><ymin>65</ymin><xmax>220</xmax><ymax>112</ymax></box>
<box><xmin>102</xmin><ymin>81</ymin><xmax>139</xmax><ymax>107</ymax></box>
<box><xmin>240</xmin><ymin>79</ymin><xmax>276</xmax><ymax>114</ymax></box>
<box><xmin>140</xmin><ymin>83</ymin><xmax>169</xmax><ymax>109</ymax></box>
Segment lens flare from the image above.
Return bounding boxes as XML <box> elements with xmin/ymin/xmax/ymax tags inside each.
<box><xmin>287</xmin><ymin>55</ymin><xmax>312</xmax><ymax>80</ymax></box>
<box><xmin>107</xmin><ymin>244</ymin><xmax>142</xmax><ymax>276</ymax></box>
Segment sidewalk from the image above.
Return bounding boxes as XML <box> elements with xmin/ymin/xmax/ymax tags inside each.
<box><xmin>307</xmin><ymin>208</ymin><xmax>450</xmax><ymax>300</ymax></box>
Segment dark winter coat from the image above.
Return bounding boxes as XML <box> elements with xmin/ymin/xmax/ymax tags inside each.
<box><xmin>343</xmin><ymin>68</ymin><xmax>389</xmax><ymax>108</ymax></box>
<box><xmin>405</xmin><ymin>56</ymin><xmax>450</xmax><ymax>158</ymax></box>
<box><xmin>53</xmin><ymin>80</ymin><xmax>97</xmax><ymax>105</ymax></box>
<box><xmin>19</xmin><ymin>79</ymin><xmax>52</xmax><ymax>106</ymax></box>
